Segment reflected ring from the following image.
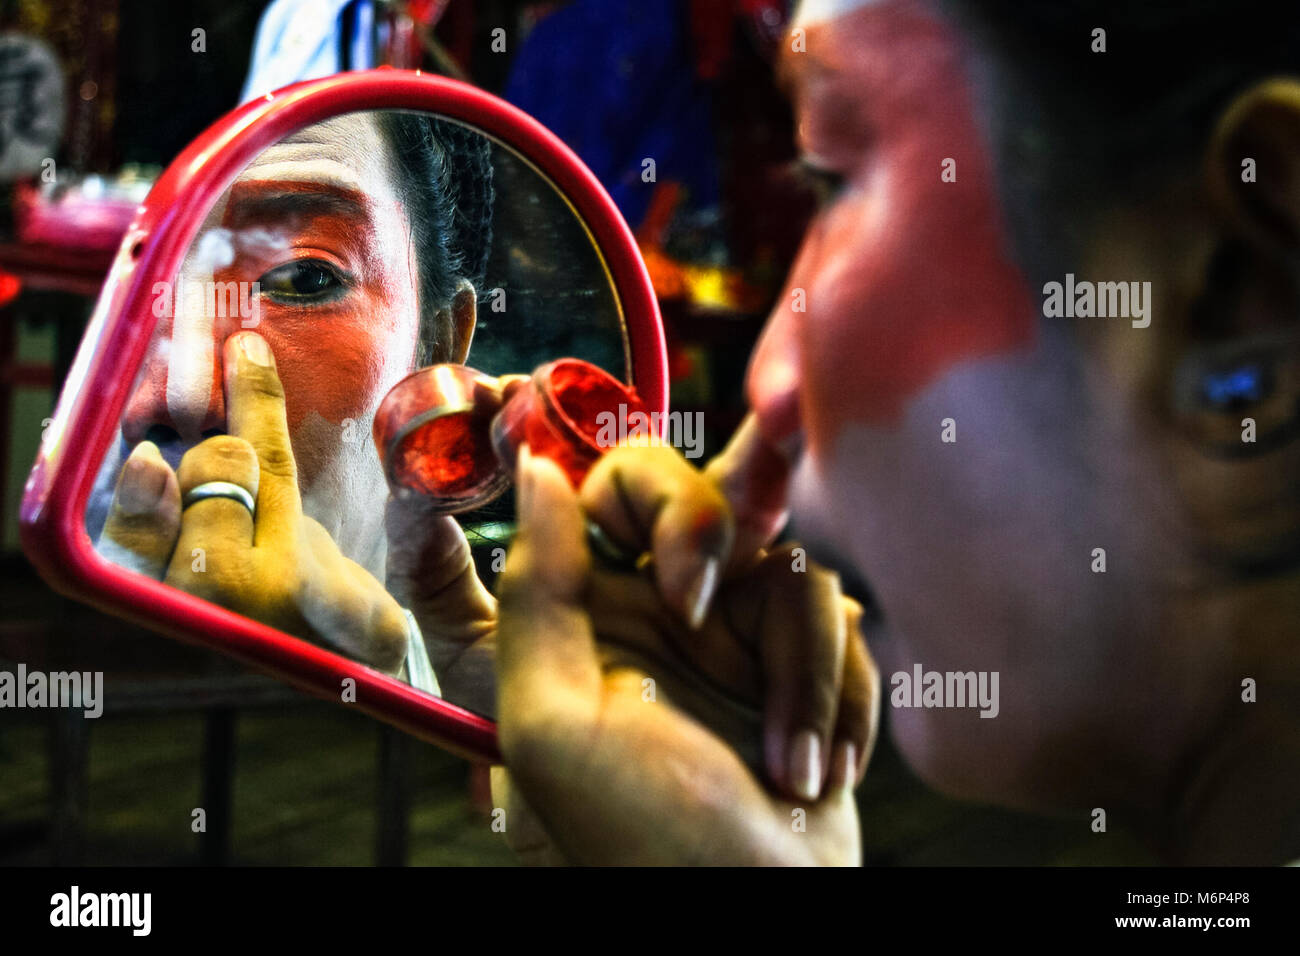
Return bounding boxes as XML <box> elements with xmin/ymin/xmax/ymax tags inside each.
<box><xmin>183</xmin><ymin>480</ymin><xmax>256</xmax><ymax>516</ymax></box>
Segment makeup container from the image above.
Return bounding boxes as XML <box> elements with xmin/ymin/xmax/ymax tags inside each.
<box><xmin>373</xmin><ymin>357</ymin><xmax>650</xmax><ymax>513</ymax></box>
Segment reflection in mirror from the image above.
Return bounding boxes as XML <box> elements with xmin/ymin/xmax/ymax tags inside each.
<box><xmin>84</xmin><ymin>110</ymin><xmax>630</xmax><ymax>718</ymax></box>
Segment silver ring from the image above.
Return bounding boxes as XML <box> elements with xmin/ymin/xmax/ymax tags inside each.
<box><xmin>183</xmin><ymin>480</ymin><xmax>256</xmax><ymax>515</ymax></box>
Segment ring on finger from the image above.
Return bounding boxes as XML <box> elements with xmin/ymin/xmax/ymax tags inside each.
<box><xmin>183</xmin><ymin>480</ymin><xmax>256</xmax><ymax>516</ymax></box>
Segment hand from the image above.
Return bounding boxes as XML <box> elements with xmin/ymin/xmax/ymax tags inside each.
<box><xmin>97</xmin><ymin>332</ymin><xmax>409</xmax><ymax>673</ymax></box>
<box><xmin>492</xmin><ymin>431</ymin><xmax>880</xmax><ymax>865</ymax></box>
<box><xmin>378</xmin><ymin>374</ymin><xmax>531</xmax><ymax>713</ymax></box>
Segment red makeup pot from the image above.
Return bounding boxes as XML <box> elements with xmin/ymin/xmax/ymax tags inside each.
<box><xmin>373</xmin><ymin>358</ymin><xmax>650</xmax><ymax>513</ymax></box>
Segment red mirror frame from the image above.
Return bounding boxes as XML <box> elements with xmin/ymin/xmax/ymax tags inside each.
<box><xmin>19</xmin><ymin>69</ymin><xmax>667</xmax><ymax>763</ymax></box>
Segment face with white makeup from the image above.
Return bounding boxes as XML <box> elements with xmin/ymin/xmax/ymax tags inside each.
<box><xmin>745</xmin><ymin>0</ymin><xmax>1300</xmax><ymax>859</ymax></box>
<box><xmin>90</xmin><ymin>111</ymin><xmax>478</xmax><ymax>578</ymax></box>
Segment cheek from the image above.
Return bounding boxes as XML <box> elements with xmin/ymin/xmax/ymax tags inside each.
<box><xmin>258</xmin><ymin>296</ymin><xmax>416</xmax><ymax>484</ymax></box>
<box><xmin>794</xmin><ymin>133</ymin><xmax>1038</xmax><ymax>458</ymax></box>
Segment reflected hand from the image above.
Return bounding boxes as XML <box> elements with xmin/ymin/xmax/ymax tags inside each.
<box><xmin>491</xmin><ymin>436</ymin><xmax>879</xmax><ymax>866</ymax></box>
<box><xmin>96</xmin><ymin>332</ymin><xmax>409</xmax><ymax>674</ymax></box>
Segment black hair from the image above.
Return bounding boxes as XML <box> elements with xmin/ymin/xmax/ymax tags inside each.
<box><xmin>939</xmin><ymin>0</ymin><xmax>1300</xmax><ymax>279</ymax></box>
<box><xmin>377</xmin><ymin>111</ymin><xmax>495</xmax><ymax>365</ymax></box>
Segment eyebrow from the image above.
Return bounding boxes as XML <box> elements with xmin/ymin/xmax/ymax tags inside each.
<box><xmin>225</xmin><ymin>180</ymin><xmax>373</xmax><ymax>227</ymax></box>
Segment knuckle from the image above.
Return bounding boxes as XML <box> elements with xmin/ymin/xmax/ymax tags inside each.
<box><xmin>177</xmin><ymin>435</ymin><xmax>257</xmax><ymax>484</ymax></box>
<box><xmin>256</xmin><ymin>443</ymin><xmax>297</xmax><ymax>480</ymax></box>
<box><xmin>242</xmin><ymin>363</ymin><xmax>286</xmax><ymax>402</ymax></box>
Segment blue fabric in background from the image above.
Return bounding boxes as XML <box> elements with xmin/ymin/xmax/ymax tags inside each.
<box><xmin>240</xmin><ymin>0</ymin><xmax>378</xmax><ymax>104</ymax></box>
<box><xmin>502</xmin><ymin>0</ymin><xmax>719</xmax><ymax>229</ymax></box>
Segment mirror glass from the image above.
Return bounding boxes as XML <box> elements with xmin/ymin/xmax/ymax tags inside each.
<box><xmin>82</xmin><ymin>109</ymin><xmax>631</xmax><ymax>718</ymax></box>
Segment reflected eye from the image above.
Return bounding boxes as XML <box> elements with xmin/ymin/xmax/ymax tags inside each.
<box><xmin>259</xmin><ymin>260</ymin><xmax>346</xmax><ymax>301</ymax></box>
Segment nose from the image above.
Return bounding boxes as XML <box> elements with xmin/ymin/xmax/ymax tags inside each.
<box><xmin>121</xmin><ymin>294</ymin><xmax>238</xmax><ymax>447</ymax></box>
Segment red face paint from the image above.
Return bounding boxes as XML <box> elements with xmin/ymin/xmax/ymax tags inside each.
<box><xmin>121</xmin><ymin>170</ymin><xmax>419</xmax><ymax>491</ymax></box>
<box><xmin>747</xmin><ymin>0</ymin><xmax>1036</xmax><ymax>456</ymax></box>
<box><xmin>374</xmin><ymin>358</ymin><xmax>646</xmax><ymax>511</ymax></box>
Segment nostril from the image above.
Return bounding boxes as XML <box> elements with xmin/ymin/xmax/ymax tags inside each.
<box><xmin>143</xmin><ymin>424</ymin><xmax>180</xmax><ymax>447</ymax></box>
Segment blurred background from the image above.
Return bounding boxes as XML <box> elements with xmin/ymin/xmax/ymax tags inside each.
<box><xmin>0</xmin><ymin>0</ymin><xmax>1151</xmax><ymax>865</ymax></box>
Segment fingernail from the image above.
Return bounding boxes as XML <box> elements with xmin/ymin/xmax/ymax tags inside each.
<box><xmin>238</xmin><ymin>332</ymin><xmax>272</xmax><ymax>366</ymax></box>
<box><xmin>829</xmin><ymin>740</ymin><xmax>857</xmax><ymax>794</ymax></box>
<box><xmin>684</xmin><ymin>555</ymin><xmax>719</xmax><ymax>630</ymax></box>
<box><xmin>118</xmin><ymin>443</ymin><xmax>167</xmax><ymax>515</ymax></box>
<box><xmin>516</xmin><ymin>443</ymin><xmax>535</xmax><ymax>519</ymax></box>
<box><xmin>789</xmin><ymin>729</ymin><xmax>822</xmax><ymax>802</ymax></box>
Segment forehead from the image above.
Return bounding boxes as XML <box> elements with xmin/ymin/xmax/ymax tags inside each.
<box><xmin>235</xmin><ymin>112</ymin><xmax>397</xmax><ymax>197</ymax></box>
<box><xmin>783</xmin><ymin>0</ymin><xmax>957</xmax><ymax>93</ymax></box>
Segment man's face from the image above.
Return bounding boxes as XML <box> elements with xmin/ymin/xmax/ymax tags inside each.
<box><xmin>107</xmin><ymin>113</ymin><xmax>421</xmax><ymax>567</ymax></box>
<box><xmin>748</xmin><ymin>0</ymin><xmax>1280</xmax><ymax>809</ymax></box>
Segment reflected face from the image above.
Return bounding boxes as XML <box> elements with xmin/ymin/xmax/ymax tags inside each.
<box><xmin>748</xmin><ymin>0</ymin><xmax>1255</xmax><ymax>807</ymax></box>
<box><xmin>108</xmin><ymin>113</ymin><xmax>423</xmax><ymax>567</ymax></box>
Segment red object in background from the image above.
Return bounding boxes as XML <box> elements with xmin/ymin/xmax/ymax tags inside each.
<box><xmin>12</xmin><ymin>180</ymin><xmax>139</xmax><ymax>253</ymax></box>
<box><xmin>0</xmin><ymin>269</ymin><xmax>21</xmax><ymax>307</ymax></box>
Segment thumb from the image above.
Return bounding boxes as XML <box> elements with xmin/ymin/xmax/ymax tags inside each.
<box><xmin>495</xmin><ymin>445</ymin><xmax>603</xmax><ymax>751</ymax></box>
<box><xmin>704</xmin><ymin>414</ymin><xmax>792</xmax><ymax>560</ymax></box>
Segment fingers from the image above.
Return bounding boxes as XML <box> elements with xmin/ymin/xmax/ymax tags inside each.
<box><xmin>827</xmin><ymin>599</ymin><xmax>880</xmax><ymax>793</ymax></box>
<box><xmin>580</xmin><ymin>445</ymin><xmax>735</xmax><ymax>629</ymax></box>
<box><xmin>299</xmin><ymin>518</ymin><xmax>410</xmax><ymax>674</ymax></box>
<box><xmin>173</xmin><ymin>436</ymin><xmax>261</xmax><ymax>551</ymax></box>
<box><xmin>495</xmin><ymin>446</ymin><xmax>603</xmax><ymax>769</ymax></box>
<box><xmin>222</xmin><ymin>332</ymin><xmax>301</xmax><ymax>549</ymax></box>
<box><xmin>97</xmin><ymin>441</ymin><xmax>182</xmax><ymax>578</ymax></box>
<box><xmin>384</xmin><ymin>493</ymin><xmax>497</xmax><ymax>678</ymax></box>
<box><xmin>752</xmin><ymin>546</ymin><xmax>848</xmax><ymax>803</ymax></box>
<box><xmin>166</xmin><ymin>435</ymin><xmax>261</xmax><ymax>586</ymax></box>
<box><xmin>703</xmin><ymin>414</ymin><xmax>792</xmax><ymax>558</ymax></box>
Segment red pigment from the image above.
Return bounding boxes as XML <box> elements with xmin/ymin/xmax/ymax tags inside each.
<box><xmin>549</xmin><ymin>360</ymin><xmax>647</xmax><ymax>444</ymax></box>
<box><xmin>497</xmin><ymin>359</ymin><xmax>647</xmax><ymax>488</ymax></box>
<box><xmin>392</xmin><ymin>408</ymin><xmax>498</xmax><ymax>497</ymax></box>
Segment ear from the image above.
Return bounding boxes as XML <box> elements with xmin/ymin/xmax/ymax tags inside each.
<box><xmin>1207</xmin><ymin>78</ymin><xmax>1300</xmax><ymax>255</ymax></box>
<box><xmin>436</xmin><ymin>279</ymin><xmax>477</xmax><ymax>365</ymax></box>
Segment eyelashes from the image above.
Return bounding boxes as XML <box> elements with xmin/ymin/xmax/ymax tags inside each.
<box><xmin>257</xmin><ymin>259</ymin><xmax>352</xmax><ymax>305</ymax></box>
<box><xmin>789</xmin><ymin>158</ymin><xmax>848</xmax><ymax>208</ymax></box>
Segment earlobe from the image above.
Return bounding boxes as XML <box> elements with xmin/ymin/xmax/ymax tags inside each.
<box><xmin>448</xmin><ymin>279</ymin><xmax>477</xmax><ymax>365</ymax></box>
<box><xmin>1208</xmin><ymin>78</ymin><xmax>1300</xmax><ymax>253</ymax></box>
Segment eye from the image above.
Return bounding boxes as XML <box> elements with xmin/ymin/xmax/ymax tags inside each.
<box><xmin>791</xmin><ymin>158</ymin><xmax>847</xmax><ymax>209</ymax></box>
<box><xmin>258</xmin><ymin>260</ymin><xmax>346</xmax><ymax>301</ymax></box>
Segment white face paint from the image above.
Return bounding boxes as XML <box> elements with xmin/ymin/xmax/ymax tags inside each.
<box><xmin>793</xmin><ymin>0</ymin><xmax>878</xmax><ymax>29</ymax></box>
<box><xmin>165</xmin><ymin>233</ymin><xmax>222</xmax><ymax>438</ymax></box>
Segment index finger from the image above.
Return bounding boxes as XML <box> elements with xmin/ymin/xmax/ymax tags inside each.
<box><xmin>703</xmin><ymin>414</ymin><xmax>792</xmax><ymax>559</ymax></box>
<box><xmin>223</xmin><ymin>331</ymin><xmax>301</xmax><ymax>548</ymax></box>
